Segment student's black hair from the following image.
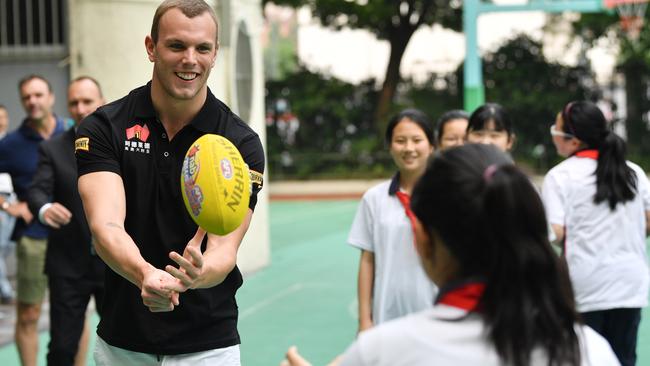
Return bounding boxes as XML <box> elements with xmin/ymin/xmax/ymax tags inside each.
<box><xmin>467</xmin><ymin>103</ymin><xmax>514</xmax><ymax>137</ymax></box>
<box><xmin>384</xmin><ymin>108</ymin><xmax>434</xmax><ymax>146</ymax></box>
<box><xmin>436</xmin><ymin>109</ymin><xmax>469</xmax><ymax>144</ymax></box>
<box><xmin>560</xmin><ymin>101</ymin><xmax>637</xmax><ymax>210</ymax></box>
<box><xmin>411</xmin><ymin>144</ymin><xmax>581</xmax><ymax>366</ymax></box>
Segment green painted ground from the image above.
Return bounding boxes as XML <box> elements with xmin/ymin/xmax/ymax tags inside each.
<box><xmin>0</xmin><ymin>199</ymin><xmax>648</xmax><ymax>365</ymax></box>
<box><xmin>238</xmin><ymin>200</ymin><xmax>359</xmax><ymax>365</ymax></box>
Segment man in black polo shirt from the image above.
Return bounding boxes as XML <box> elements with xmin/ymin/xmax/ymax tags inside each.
<box><xmin>75</xmin><ymin>1</ymin><xmax>264</xmax><ymax>364</ymax></box>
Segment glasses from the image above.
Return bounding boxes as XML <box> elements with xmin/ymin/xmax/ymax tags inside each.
<box><xmin>550</xmin><ymin>124</ymin><xmax>574</xmax><ymax>139</ymax></box>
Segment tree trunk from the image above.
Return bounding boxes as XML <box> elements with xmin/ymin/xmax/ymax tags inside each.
<box><xmin>622</xmin><ymin>60</ymin><xmax>650</xmax><ymax>155</ymax></box>
<box><xmin>374</xmin><ymin>30</ymin><xmax>413</xmax><ymax>137</ymax></box>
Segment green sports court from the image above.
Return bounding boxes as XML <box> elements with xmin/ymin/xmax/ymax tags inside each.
<box><xmin>0</xmin><ymin>199</ymin><xmax>648</xmax><ymax>365</ymax></box>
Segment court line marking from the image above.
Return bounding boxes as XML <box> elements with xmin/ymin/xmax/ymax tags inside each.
<box><xmin>347</xmin><ymin>298</ymin><xmax>358</xmax><ymax>320</ymax></box>
<box><xmin>240</xmin><ymin>283</ymin><xmax>304</xmax><ymax>319</ymax></box>
<box><xmin>240</xmin><ymin>282</ymin><xmax>345</xmax><ymax>319</ymax></box>
<box><xmin>270</xmin><ymin>202</ymin><xmax>359</xmax><ymax>226</ymax></box>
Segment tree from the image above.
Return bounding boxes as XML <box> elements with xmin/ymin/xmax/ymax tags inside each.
<box><xmin>567</xmin><ymin>10</ymin><xmax>650</xmax><ymax>160</ymax></box>
<box><xmin>265</xmin><ymin>65</ymin><xmax>385</xmax><ymax>179</ymax></box>
<box><xmin>406</xmin><ymin>34</ymin><xmax>593</xmax><ymax>169</ymax></box>
<box><xmin>263</xmin><ymin>0</ymin><xmax>462</xmax><ymax>134</ymax></box>
<box><xmin>480</xmin><ymin>34</ymin><xmax>593</xmax><ymax>168</ymax></box>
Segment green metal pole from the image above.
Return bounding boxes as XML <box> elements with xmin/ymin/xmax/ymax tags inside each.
<box><xmin>462</xmin><ymin>0</ymin><xmax>607</xmax><ymax>112</ymax></box>
<box><xmin>464</xmin><ymin>0</ymin><xmax>484</xmax><ymax>112</ymax></box>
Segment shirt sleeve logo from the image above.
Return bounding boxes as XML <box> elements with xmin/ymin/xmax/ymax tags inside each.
<box><xmin>249</xmin><ymin>169</ymin><xmax>263</xmax><ymax>195</ymax></box>
<box><xmin>75</xmin><ymin>137</ymin><xmax>89</xmax><ymax>152</ymax></box>
<box><xmin>124</xmin><ymin>123</ymin><xmax>151</xmax><ymax>154</ymax></box>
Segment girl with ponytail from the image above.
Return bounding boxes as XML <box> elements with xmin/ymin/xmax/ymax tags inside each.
<box><xmin>282</xmin><ymin>144</ymin><xmax>617</xmax><ymax>366</ymax></box>
<box><xmin>543</xmin><ymin>101</ymin><xmax>650</xmax><ymax>366</ymax></box>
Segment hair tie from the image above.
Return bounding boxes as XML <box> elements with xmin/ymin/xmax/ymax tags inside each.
<box><xmin>483</xmin><ymin>164</ymin><xmax>499</xmax><ymax>183</ymax></box>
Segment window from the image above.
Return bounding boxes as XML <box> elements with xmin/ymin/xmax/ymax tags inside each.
<box><xmin>0</xmin><ymin>0</ymin><xmax>67</xmax><ymax>60</ymax></box>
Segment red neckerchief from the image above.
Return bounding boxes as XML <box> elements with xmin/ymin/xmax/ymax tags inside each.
<box><xmin>437</xmin><ymin>282</ymin><xmax>486</xmax><ymax>312</ymax></box>
<box><xmin>574</xmin><ymin>149</ymin><xmax>598</xmax><ymax>160</ymax></box>
<box><xmin>395</xmin><ymin>191</ymin><xmax>418</xmax><ymax>239</ymax></box>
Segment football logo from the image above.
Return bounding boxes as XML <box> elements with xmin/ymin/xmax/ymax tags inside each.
<box><xmin>221</xmin><ymin>158</ymin><xmax>233</xmax><ymax>180</ymax></box>
<box><xmin>182</xmin><ymin>144</ymin><xmax>203</xmax><ymax>217</ymax></box>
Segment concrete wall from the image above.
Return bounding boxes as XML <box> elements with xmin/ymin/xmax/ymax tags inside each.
<box><xmin>216</xmin><ymin>0</ymin><xmax>271</xmax><ymax>274</ymax></box>
<box><xmin>69</xmin><ymin>0</ymin><xmax>270</xmax><ymax>273</ymax></box>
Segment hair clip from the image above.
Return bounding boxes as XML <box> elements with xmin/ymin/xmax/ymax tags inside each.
<box><xmin>483</xmin><ymin>164</ymin><xmax>499</xmax><ymax>183</ymax></box>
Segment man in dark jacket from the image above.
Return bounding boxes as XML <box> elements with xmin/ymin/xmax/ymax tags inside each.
<box><xmin>29</xmin><ymin>76</ymin><xmax>106</xmax><ymax>366</ymax></box>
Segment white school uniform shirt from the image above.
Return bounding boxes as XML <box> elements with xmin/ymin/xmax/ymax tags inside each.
<box><xmin>542</xmin><ymin>155</ymin><xmax>650</xmax><ymax>312</ymax></box>
<box><xmin>348</xmin><ymin>176</ymin><xmax>437</xmax><ymax>324</ymax></box>
<box><xmin>338</xmin><ymin>305</ymin><xmax>620</xmax><ymax>366</ymax></box>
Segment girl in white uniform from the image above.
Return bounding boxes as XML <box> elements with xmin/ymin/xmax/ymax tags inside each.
<box><xmin>466</xmin><ymin>103</ymin><xmax>515</xmax><ymax>152</ymax></box>
<box><xmin>435</xmin><ymin>109</ymin><xmax>468</xmax><ymax>150</ymax></box>
<box><xmin>542</xmin><ymin>101</ymin><xmax>650</xmax><ymax>366</ymax></box>
<box><xmin>282</xmin><ymin>144</ymin><xmax>619</xmax><ymax>366</ymax></box>
<box><xmin>348</xmin><ymin>109</ymin><xmax>437</xmax><ymax>331</ymax></box>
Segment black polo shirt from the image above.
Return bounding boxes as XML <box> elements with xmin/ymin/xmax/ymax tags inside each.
<box><xmin>75</xmin><ymin>82</ymin><xmax>265</xmax><ymax>355</ymax></box>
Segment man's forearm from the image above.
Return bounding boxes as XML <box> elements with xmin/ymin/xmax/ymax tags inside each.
<box><xmin>196</xmin><ymin>245</ymin><xmax>238</xmax><ymax>288</ymax></box>
<box><xmin>194</xmin><ymin>211</ymin><xmax>252</xmax><ymax>288</ymax></box>
<box><xmin>92</xmin><ymin>221</ymin><xmax>154</xmax><ymax>289</ymax></box>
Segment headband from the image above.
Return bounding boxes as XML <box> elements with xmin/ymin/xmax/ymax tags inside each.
<box><xmin>562</xmin><ymin>102</ymin><xmax>578</xmax><ymax>136</ymax></box>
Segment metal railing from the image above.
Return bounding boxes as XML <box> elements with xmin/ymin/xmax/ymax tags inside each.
<box><xmin>0</xmin><ymin>0</ymin><xmax>67</xmax><ymax>60</ymax></box>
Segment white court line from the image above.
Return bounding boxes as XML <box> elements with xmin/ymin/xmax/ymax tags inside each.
<box><xmin>270</xmin><ymin>201</ymin><xmax>358</xmax><ymax>226</ymax></box>
<box><xmin>240</xmin><ymin>283</ymin><xmax>304</xmax><ymax>319</ymax></box>
<box><xmin>240</xmin><ymin>282</ymin><xmax>348</xmax><ymax>319</ymax></box>
<box><xmin>347</xmin><ymin>298</ymin><xmax>358</xmax><ymax>320</ymax></box>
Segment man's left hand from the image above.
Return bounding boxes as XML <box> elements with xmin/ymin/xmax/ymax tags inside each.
<box><xmin>166</xmin><ymin>228</ymin><xmax>206</xmax><ymax>290</ymax></box>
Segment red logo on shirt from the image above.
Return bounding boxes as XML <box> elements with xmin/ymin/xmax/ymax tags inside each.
<box><xmin>126</xmin><ymin>123</ymin><xmax>150</xmax><ymax>142</ymax></box>
<box><xmin>124</xmin><ymin>123</ymin><xmax>151</xmax><ymax>154</ymax></box>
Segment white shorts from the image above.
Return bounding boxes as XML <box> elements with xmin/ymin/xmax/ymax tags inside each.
<box><xmin>94</xmin><ymin>336</ymin><xmax>241</xmax><ymax>366</ymax></box>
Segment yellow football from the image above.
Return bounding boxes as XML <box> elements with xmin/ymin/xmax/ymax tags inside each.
<box><xmin>181</xmin><ymin>134</ymin><xmax>250</xmax><ymax>235</ymax></box>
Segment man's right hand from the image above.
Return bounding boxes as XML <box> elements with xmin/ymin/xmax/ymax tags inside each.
<box><xmin>43</xmin><ymin>202</ymin><xmax>72</xmax><ymax>228</ymax></box>
<box><xmin>141</xmin><ymin>268</ymin><xmax>184</xmax><ymax>312</ymax></box>
<box><xmin>6</xmin><ymin>201</ymin><xmax>33</xmax><ymax>224</ymax></box>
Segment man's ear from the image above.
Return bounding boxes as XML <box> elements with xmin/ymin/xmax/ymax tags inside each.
<box><xmin>145</xmin><ymin>35</ymin><xmax>156</xmax><ymax>62</ymax></box>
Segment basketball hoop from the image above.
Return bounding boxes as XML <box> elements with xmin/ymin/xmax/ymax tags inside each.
<box><xmin>604</xmin><ymin>0</ymin><xmax>649</xmax><ymax>40</ymax></box>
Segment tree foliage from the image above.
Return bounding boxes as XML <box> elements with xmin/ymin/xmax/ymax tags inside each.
<box><xmin>481</xmin><ymin>35</ymin><xmax>593</xmax><ymax>168</ymax></box>
<box><xmin>263</xmin><ymin>0</ymin><xmax>463</xmax><ymax>134</ymax></box>
<box><xmin>265</xmin><ymin>34</ymin><xmax>599</xmax><ymax>179</ymax></box>
<box><xmin>568</xmin><ymin>9</ymin><xmax>650</xmax><ymax>158</ymax></box>
<box><xmin>265</xmin><ymin>66</ymin><xmax>388</xmax><ymax>180</ymax></box>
